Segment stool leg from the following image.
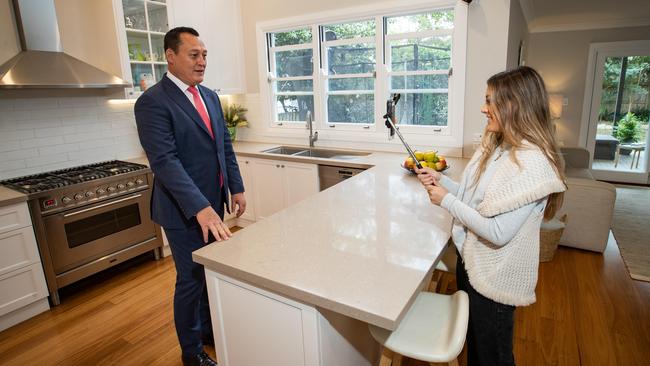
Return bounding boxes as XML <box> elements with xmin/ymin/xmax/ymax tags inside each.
<box><xmin>379</xmin><ymin>347</ymin><xmax>394</xmax><ymax>366</ymax></box>
<box><xmin>428</xmin><ymin>271</ymin><xmax>443</xmax><ymax>292</ymax></box>
<box><xmin>392</xmin><ymin>353</ymin><xmax>403</xmax><ymax>366</ymax></box>
<box><xmin>614</xmin><ymin>146</ymin><xmax>620</xmax><ymax>168</ymax></box>
<box><xmin>439</xmin><ymin>273</ymin><xmax>451</xmax><ymax>294</ymax></box>
<box><xmin>630</xmin><ymin>150</ymin><xmax>635</xmax><ymax>169</ymax></box>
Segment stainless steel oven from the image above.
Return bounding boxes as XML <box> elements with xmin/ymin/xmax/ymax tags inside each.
<box><xmin>1</xmin><ymin>160</ymin><xmax>163</xmax><ymax>305</ymax></box>
<box><xmin>43</xmin><ymin>191</ymin><xmax>155</xmax><ymax>274</ymax></box>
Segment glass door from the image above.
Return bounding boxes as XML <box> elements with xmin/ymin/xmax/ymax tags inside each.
<box><xmin>586</xmin><ymin>42</ymin><xmax>650</xmax><ymax>184</ymax></box>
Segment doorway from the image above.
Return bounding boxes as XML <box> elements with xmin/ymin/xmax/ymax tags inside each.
<box><xmin>582</xmin><ymin>41</ymin><xmax>650</xmax><ymax>184</ymax></box>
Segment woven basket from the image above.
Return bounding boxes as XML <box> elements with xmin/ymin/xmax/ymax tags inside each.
<box><xmin>539</xmin><ymin>214</ymin><xmax>567</xmax><ymax>262</ymax></box>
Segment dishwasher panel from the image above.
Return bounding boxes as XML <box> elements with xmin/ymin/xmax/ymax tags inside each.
<box><xmin>318</xmin><ymin>165</ymin><xmax>366</xmax><ymax>191</ymax></box>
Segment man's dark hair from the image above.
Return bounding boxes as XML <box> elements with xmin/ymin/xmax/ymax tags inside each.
<box><xmin>164</xmin><ymin>27</ymin><xmax>200</xmax><ymax>53</ymax></box>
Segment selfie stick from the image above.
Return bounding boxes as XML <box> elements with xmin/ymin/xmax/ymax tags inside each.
<box><xmin>383</xmin><ymin>94</ymin><xmax>423</xmax><ymax>170</ymax></box>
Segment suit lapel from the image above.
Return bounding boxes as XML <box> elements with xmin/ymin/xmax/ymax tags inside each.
<box><xmin>161</xmin><ymin>75</ymin><xmax>213</xmax><ymax>139</ymax></box>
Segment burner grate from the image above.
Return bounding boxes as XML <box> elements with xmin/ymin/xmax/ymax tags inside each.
<box><xmin>0</xmin><ymin>160</ymin><xmax>148</xmax><ymax>194</ymax></box>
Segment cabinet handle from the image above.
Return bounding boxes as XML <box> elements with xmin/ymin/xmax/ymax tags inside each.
<box><xmin>281</xmin><ymin>164</ymin><xmax>285</xmax><ymax>168</ymax></box>
<box><xmin>245</xmin><ymin>161</ymin><xmax>249</xmax><ymax>164</ymax></box>
<box><xmin>276</xmin><ymin>164</ymin><xmax>280</xmax><ymax>168</ymax></box>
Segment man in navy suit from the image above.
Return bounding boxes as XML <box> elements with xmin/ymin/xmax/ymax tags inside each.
<box><xmin>135</xmin><ymin>27</ymin><xmax>246</xmax><ymax>366</ymax></box>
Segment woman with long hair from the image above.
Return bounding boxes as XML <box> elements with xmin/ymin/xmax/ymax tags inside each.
<box><xmin>415</xmin><ymin>66</ymin><xmax>566</xmax><ymax>365</ymax></box>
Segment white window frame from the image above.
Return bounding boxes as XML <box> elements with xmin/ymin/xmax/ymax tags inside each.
<box><xmin>267</xmin><ymin>26</ymin><xmax>318</xmax><ymax>127</ymax></box>
<box><xmin>385</xmin><ymin>26</ymin><xmax>454</xmax><ymax>134</ymax></box>
<box><xmin>256</xmin><ymin>0</ymin><xmax>467</xmax><ymax>149</ymax></box>
<box><xmin>320</xmin><ymin>19</ymin><xmax>377</xmax><ymax>130</ymax></box>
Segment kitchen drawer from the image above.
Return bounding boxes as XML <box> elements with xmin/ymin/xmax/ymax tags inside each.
<box><xmin>0</xmin><ymin>263</ymin><xmax>48</xmax><ymax>317</ymax></box>
<box><xmin>0</xmin><ymin>202</ymin><xmax>31</xmax><ymax>234</ymax></box>
<box><xmin>0</xmin><ymin>226</ymin><xmax>40</xmax><ymax>277</ymax></box>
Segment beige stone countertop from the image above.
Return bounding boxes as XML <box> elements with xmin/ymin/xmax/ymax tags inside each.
<box><xmin>0</xmin><ymin>185</ymin><xmax>28</xmax><ymax>207</ymax></box>
<box><xmin>192</xmin><ymin>141</ymin><xmax>468</xmax><ymax>330</ymax></box>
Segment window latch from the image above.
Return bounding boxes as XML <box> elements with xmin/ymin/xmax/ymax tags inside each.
<box><xmin>329</xmin><ymin>124</ymin><xmax>336</xmax><ymax>128</ymax></box>
<box><xmin>448</xmin><ymin>68</ymin><xmax>453</xmax><ymax>77</ymax></box>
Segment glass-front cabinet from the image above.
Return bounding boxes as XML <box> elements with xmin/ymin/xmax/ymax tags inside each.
<box><xmin>116</xmin><ymin>0</ymin><xmax>171</xmax><ymax>97</ymax></box>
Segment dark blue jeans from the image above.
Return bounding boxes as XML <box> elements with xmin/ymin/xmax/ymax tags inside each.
<box><xmin>456</xmin><ymin>251</ymin><xmax>516</xmax><ymax>366</ymax></box>
<box><xmin>165</xmin><ymin>225</ymin><xmax>215</xmax><ymax>357</ymax></box>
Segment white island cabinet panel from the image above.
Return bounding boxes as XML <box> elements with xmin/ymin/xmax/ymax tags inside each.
<box><xmin>250</xmin><ymin>159</ymin><xmax>287</xmax><ymax>220</ymax></box>
<box><xmin>284</xmin><ymin>161</ymin><xmax>319</xmax><ymax>207</ymax></box>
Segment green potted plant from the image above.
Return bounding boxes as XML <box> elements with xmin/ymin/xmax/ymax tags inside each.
<box><xmin>614</xmin><ymin>112</ymin><xmax>642</xmax><ymax>143</ymax></box>
<box><xmin>222</xmin><ymin>104</ymin><xmax>248</xmax><ymax>141</ymax></box>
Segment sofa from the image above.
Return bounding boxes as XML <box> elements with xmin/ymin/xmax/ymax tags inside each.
<box><xmin>556</xmin><ymin>147</ymin><xmax>617</xmax><ymax>252</ymax></box>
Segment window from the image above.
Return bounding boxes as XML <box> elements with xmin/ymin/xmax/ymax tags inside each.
<box><xmin>322</xmin><ymin>20</ymin><xmax>376</xmax><ymax>124</ymax></box>
<box><xmin>386</xmin><ymin>10</ymin><xmax>454</xmax><ymax>126</ymax></box>
<box><xmin>268</xmin><ymin>28</ymin><xmax>315</xmax><ymax>123</ymax></box>
<box><xmin>259</xmin><ymin>1</ymin><xmax>467</xmax><ymax>145</ymax></box>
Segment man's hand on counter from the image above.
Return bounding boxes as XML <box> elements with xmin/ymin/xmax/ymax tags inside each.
<box><xmin>197</xmin><ymin>206</ymin><xmax>233</xmax><ymax>243</ymax></box>
<box><xmin>231</xmin><ymin>192</ymin><xmax>246</xmax><ymax>217</ymax></box>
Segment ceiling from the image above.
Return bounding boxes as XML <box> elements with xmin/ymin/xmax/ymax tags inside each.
<box><xmin>519</xmin><ymin>0</ymin><xmax>650</xmax><ymax>33</ymax></box>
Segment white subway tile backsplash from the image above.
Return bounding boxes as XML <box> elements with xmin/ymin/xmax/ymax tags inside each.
<box><xmin>38</xmin><ymin>143</ymin><xmax>79</xmax><ymax>156</ymax></box>
<box><xmin>58</xmin><ymin>97</ymin><xmax>98</xmax><ymax>107</ymax></box>
<box><xmin>0</xmin><ymin>110</ymin><xmax>31</xmax><ymax>122</ymax></box>
<box><xmin>34</xmin><ymin>126</ymin><xmax>77</xmax><ymax>138</ymax></box>
<box><xmin>0</xmin><ymin>160</ymin><xmax>25</xmax><ymax>171</ymax></box>
<box><xmin>0</xmin><ymin>129</ymin><xmax>34</xmax><ymax>142</ymax></box>
<box><xmin>76</xmin><ymin>138</ymin><xmax>115</xmax><ymax>150</ymax></box>
<box><xmin>13</xmin><ymin>98</ymin><xmax>60</xmax><ymax>111</ymax></box>
<box><xmin>20</xmin><ymin>136</ymin><xmax>64</xmax><ymax>148</ymax></box>
<box><xmin>0</xmin><ymin>141</ymin><xmax>20</xmax><ymax>152</ymax></box>
<box><xmin>0</xmin><ymin>96</ymin><xmax>144</xmax><ymax>180</ymax></box>
<box><xmin>0</xmin><ymin>148</ymin><xmax>39</xmax><ymax>161</ymax></box>
<box><xmin>25</xmin><ymin>152</ymin><xmax>70</xmax><ymax>168</ymax></box>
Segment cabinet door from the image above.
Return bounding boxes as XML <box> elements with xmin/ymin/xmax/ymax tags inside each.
<box><xmin>236</xmin><ymin>157</ymin><xmax>256</xmax><ymax>222</ymax></box>
<box><xmin>205</xmin><ymin>0</ymin><xmax>246</xmax><ymax>94</ymax></box>
<box><xmin>0</xmin><ymin>227</ymin><xmax>39</xmax><ymax>277</ymax></box>
<box><xmin>250</xmin><ymin>159</ymin><xmax>285</xmax><ymax>220</ymax></box>
<box><xmin>283</xmin><ymin>162</ymin><xmax>319</xmax><ymax>208</ymax></box>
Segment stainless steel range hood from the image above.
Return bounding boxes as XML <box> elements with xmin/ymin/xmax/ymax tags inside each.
<box><xmin>0</xmin><ymin>0</ymin><xmax>130</xmax><ymax>89</ymax></box>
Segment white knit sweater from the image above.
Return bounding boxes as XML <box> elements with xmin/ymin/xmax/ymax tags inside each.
<box><xmin>461</xmin><ymin>142</ymin><xmax>566</xmax><ymax>306</ymax></box>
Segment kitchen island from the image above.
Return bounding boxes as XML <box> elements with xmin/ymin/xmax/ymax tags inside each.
<box><xmin>192</xmin><ymin>142</ymin><xmax>466</xmax><ymax>366</ymax></box>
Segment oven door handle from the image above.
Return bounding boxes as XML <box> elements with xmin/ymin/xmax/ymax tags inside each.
<box><xmin>63</xmin><ymin>194</ymin><xmax>143</xmax><ymax>218</ymax></box>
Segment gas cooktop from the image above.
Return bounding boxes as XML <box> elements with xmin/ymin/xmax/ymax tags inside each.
<box><xmin>1</xmin><ymin>160</ymin><xmax>149</xmax><ymax>194</ymax></box>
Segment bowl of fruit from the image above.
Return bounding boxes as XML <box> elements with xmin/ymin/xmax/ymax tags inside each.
<box><xmin>401</xmin><ymin>150</ymin><xmax>449</xmax><ymax>173</ymax></box>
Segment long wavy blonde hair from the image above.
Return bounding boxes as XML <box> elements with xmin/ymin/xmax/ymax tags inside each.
<box><xmin>475</xmin><ymin>66</ymin><xmax>566</xmax><ymax>220</ymax></box>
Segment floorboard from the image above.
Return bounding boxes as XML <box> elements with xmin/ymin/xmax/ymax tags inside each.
<box><xmin>0</xmin><ymin>233</ymin><xmax>648</xmax><ymax>365</ymax></box>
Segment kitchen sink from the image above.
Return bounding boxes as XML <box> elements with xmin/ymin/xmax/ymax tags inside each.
<box><xmin>293</xmin><ymin>148</ymin><xmax>370</xmax><ymax>159</ymax></box>
<box><xmin>260</xmin><ymin>146</ymin><xmax>370</xmax><ymax>160</ymax></box>
<box><xmin>261</xmin><ymin>146</ymin><xmax>306</xmax><ymax>155</ymax></box>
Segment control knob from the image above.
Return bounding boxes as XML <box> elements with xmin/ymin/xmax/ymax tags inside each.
<box><xmin>107</xmin><ymin>186</ymin><xmax>117</xmax><ymax>192</ymax></box>
<box><xmin>97</xmin><ymin>188</ymin><xmax>106</xmax><ymax>195</ymax></box>
<box><xmin>61</xmin><ymin>196</ymin><xmax>72</xmax><ymax>204</ymax></box>
<box><xmin>86</xmin><ymin>191</ymin><xmax>95</xmax><ymax>198</ymax></box>
<box><xmin>135</xmin><ymin>179</ymin><xmax>144</xmax><ymax>185</ymax></box>
<box><xmin>74</xmin><ymin>193</ymin><xmax>84</xmax><ymax>201</ymax></box>
<box><xmin>127</xmin><ymin>181</ymin><xmax>135</xmax><ymax>187</ymax></box>
<box><xmin>117</xmin><ymin>183</ymin><xmax>126</xmax><ymax>190</ymax></box>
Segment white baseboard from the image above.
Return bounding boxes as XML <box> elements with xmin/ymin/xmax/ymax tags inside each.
<box><xmin>0</xmin><ymin>298</ymin><xmax>49</xmax><ymax>332</ymax></box>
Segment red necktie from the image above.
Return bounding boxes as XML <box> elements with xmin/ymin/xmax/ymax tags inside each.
<box><xmin>187</xmin><ymin>85</ymin><xmax>223</xmax><ymax>187</ymax></box>
<box><xmin>187</xmin><ymin>86</ymin><xmax>213</xmax><ymax>139</ymax></box>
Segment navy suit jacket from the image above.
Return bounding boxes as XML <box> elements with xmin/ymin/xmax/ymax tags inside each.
<box><xmin>134</xmin><ymin>74</ymin><xmax>244</xmax><ymax>229</ymax></box>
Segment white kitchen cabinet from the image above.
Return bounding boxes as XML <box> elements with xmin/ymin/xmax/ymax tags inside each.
<box><xmin>0</xmin><ymin>202</ymin><xmax>49</xmax><ymax>332</ymax></box>
<box><xmin>170</xmin><ymin>0</ymin><xmax>246</xmax><ymax>94</ymax></box>
<box><xmin>250</xmin><ymin>159</ymin><xmax>319</xmax><ymax>220</ymax></box>
<box><xmin>205</xmin><ymin>270</ymin><xmax>377</xmax><ymax>366</ymax></box>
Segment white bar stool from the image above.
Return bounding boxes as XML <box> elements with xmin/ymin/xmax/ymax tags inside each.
<box><xmin>368</xmin><ymin>290</ymin><xmax>469</xmax><ymax>366</ymax></box>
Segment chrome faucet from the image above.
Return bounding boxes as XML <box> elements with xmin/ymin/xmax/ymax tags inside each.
<box><xmin>306</xmin><ymin>110</ymin><xmax>318</xmax><ymax>147</ymax></box>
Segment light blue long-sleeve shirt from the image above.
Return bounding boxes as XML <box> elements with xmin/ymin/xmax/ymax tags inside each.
<box><xmin>438</xmin><ymin>146</ymin><xmax>546</xmax><ymax>257</ymax></box>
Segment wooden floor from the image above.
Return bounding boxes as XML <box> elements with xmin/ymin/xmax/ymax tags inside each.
<box><xmin>1</xmin><ymin>233</ymin><xmax>648</xmax><ymax>366</ymax></box>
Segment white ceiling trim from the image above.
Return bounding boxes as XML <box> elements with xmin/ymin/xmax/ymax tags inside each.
<box><xmin>530</xmin><ymin>16</ymin><xmax>650</xmax><ymax>33</ymax></box>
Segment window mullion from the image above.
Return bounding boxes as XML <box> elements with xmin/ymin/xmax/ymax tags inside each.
<box><xmin>376</xmin><ymin>15</ymin><xmax>387</xmax><ymax>132</ymax></box>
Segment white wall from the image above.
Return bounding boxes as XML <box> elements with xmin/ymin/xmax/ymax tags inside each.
<box><xmin>461</xmin><ymin>0</ymin><xmax>512</xmax><ymax>157</ymax></box>
<box><xmin>0</xmin><ymin>97</ymin><xmax>143</xmax><ymax>180</ymax></box>
<box><xmin>526</xmin><ymin>25</ymin><xmax>650</xmax><ymax>147</ymax></box>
